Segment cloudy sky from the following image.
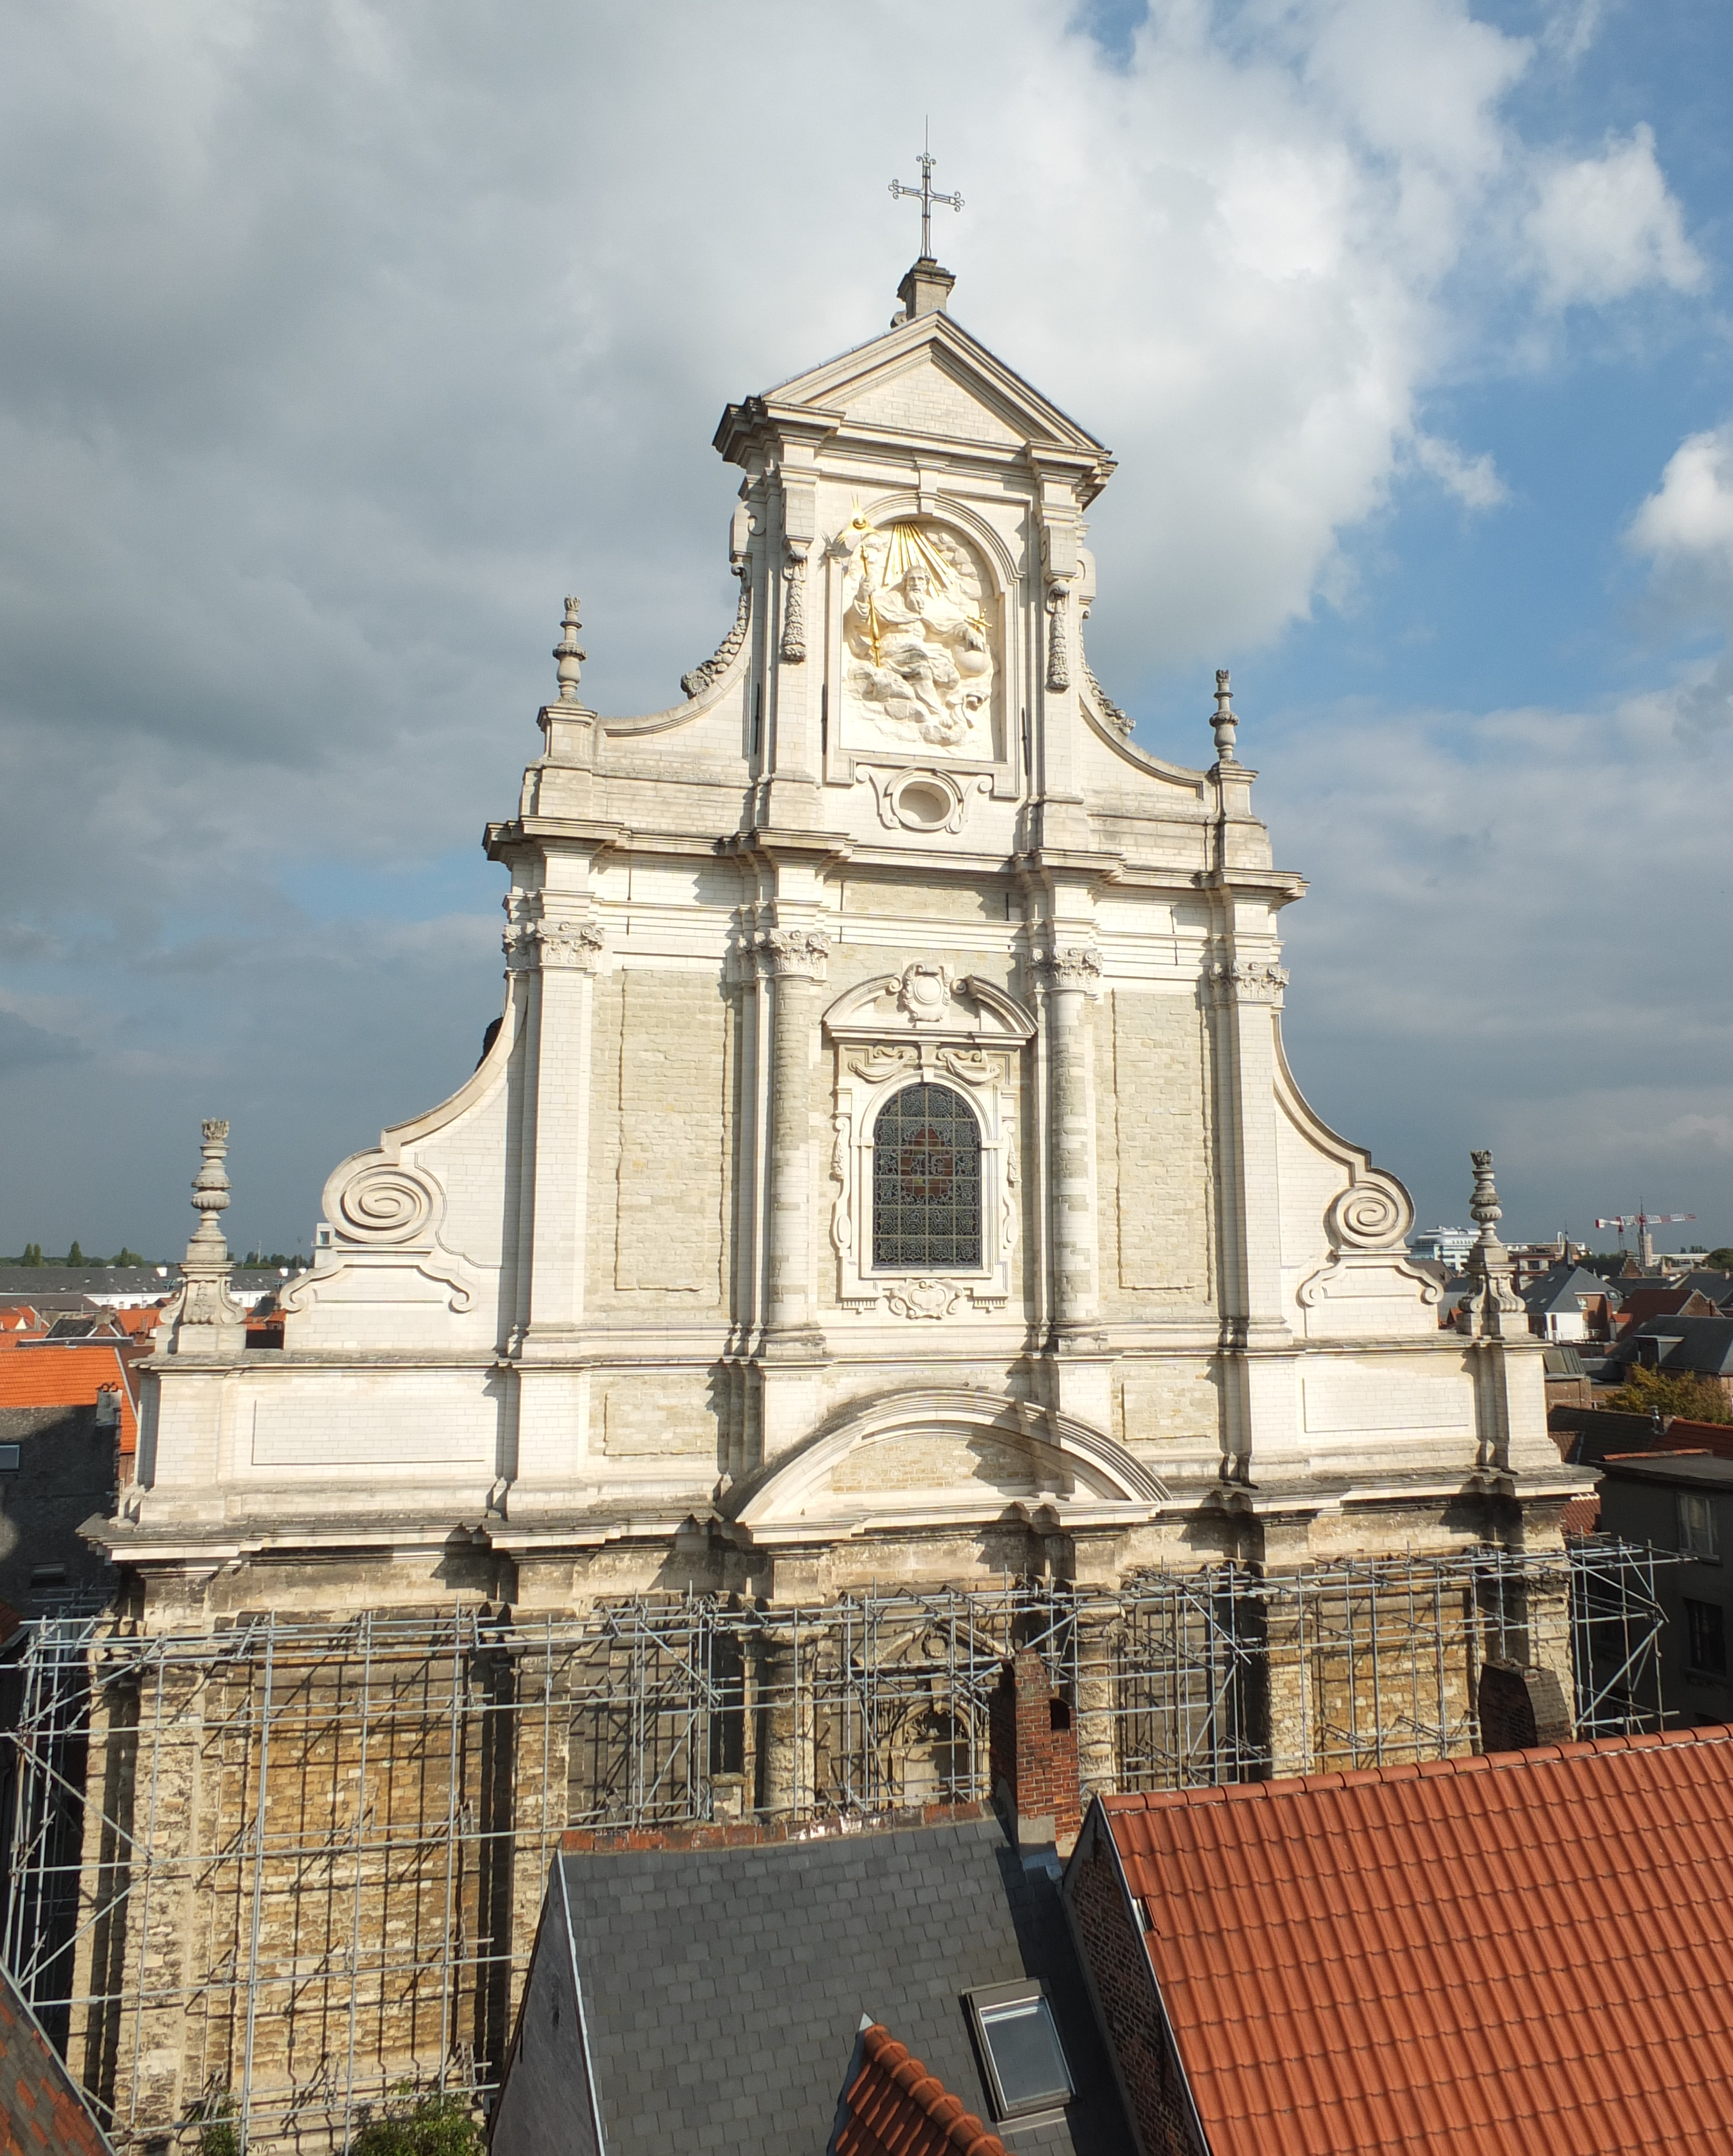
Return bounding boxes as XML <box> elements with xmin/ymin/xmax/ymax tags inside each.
<box><xmin>1</xmin><ymin>0</ymin><xmax>1729</xmax><ymax>1261</ymax></box>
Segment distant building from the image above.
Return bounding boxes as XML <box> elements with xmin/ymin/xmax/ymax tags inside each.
<box><xmin>1519</xmin><ymin>1264</ymin><xmax>1618</xmax><ymax>1344</ymax></box>
<box><xmin>0</xmin><ymin>1264</ymin><xmax>295</xmax><ymax>1313</ymax></box>
<box><xmin>1408</xmin><ymin>1224</ymin><xmax>1474</xmax><ymax>1270</ymax></box>
<box><xmin>1607</xmin><ymin>1315</ymin><xmax>1733</xmax><ymax>1406</ymax></box>
<box><xmin>1598</xmin><ymin>1450</ymin><xmax>1733</xmax><ymax>1725</ymax></box>
<box><xmin>0</xmin><ymin>1338</ymin><xmax>137</xmax><ymax>1604</ymax></box>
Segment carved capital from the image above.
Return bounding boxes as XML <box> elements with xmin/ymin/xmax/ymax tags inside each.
<box><xmin>1036</xmin><ymin>944</ymin><xmax>1102</xmax><ymax>991</ymax></box>
<box><xmin>756</xmin><ymin>927</ymin><xmax>830</xmax><ymax>981</ymax></box>
<box><xmin>534</xmin><ymin>919</ymin><xmax>605</xmax><ymax>971</ymax></box>
<box><xmin>1209</xmin><ymin>957</ymin><xmax>1288</xmax><ymax>1005</ymax></box>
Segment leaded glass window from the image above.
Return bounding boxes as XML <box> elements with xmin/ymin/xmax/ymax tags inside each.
<box><xmin>871</xmin><ymin>1083</ymin><xmax>982</xmax><ymax>1272</ymax></box>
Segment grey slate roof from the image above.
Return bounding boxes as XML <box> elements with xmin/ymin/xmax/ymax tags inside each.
<box><xmin>0</xmin><ymin>1266</ymin><xmax>299</xmax><ymax>1311</ymax></box>
<box><xmin>1521</xmin><ymin>1264</ymin><xmax>1614</xmax><ymax>1317</ymax></box>
<box><xmin>1613</xmin><ymin>1316</ymin><xmax>1733</xmax><ymax>1378</ymax></box>
<box><xmin>541</xmin><ymin>1815</ymin><xmax>1132</xmax><ymax>2156</ymax></box>
<box><xmin>1672</xmin><ymin>1270</ymin><xmax>1733</xmax><ymax>1307</ymax></box>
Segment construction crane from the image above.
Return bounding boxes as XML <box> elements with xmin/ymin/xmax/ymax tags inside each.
<box><xmin>1594</xmin><ymin>1207</ymin><xmax>1697</xmax><ymax>1272</ymax></box>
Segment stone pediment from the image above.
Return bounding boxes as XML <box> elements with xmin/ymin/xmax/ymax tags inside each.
<box><xmin>822</xmin><ymin>967</ymin><xmax>1035</xmax><ymax>1047</ymax></box>
<box><xmin>729</xmin><ymin>1389</ymin><xmax>1167</xmax><ymax>1546</ymax></box>
<box><xmin>716</xmin><ymin>311</ymin><xmax>1113</xmax><ymax>488</ymax></box>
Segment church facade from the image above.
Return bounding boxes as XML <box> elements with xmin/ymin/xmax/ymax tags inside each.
<box><xmin>108</xmin><ymin>256</ymin><xmax>1577</xmax><ymax>1620</ymax></box>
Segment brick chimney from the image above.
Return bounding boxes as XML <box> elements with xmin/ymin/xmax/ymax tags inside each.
<box><xmin>988</xmin><ymin>1648</ymin><xmax>1082</xmax><ymax>1854</ymax></box>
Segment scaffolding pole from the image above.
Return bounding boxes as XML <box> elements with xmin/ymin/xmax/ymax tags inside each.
<box><xmin>0</xmin><ymin>1542</ymin><xmax>1675</xmax><ymax>2153</ymax></box>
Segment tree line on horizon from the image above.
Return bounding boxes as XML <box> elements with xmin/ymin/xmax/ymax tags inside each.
<box><xmin>6</xmin><ymin>1244</ymin><xmax>306</xmax><ymax>1269</ymax></box>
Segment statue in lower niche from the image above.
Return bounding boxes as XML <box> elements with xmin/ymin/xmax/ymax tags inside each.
<box><xmin>842</xmin><ymin>517</ymin><xmax>995</xmax><ymax>754</ymax></box>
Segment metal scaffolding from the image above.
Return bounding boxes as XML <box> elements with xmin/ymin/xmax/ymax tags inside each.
<box><xmin>0</xmin><ymin>1541</ymin><xmax>1674</xmax><ymax>2153</ymax></box>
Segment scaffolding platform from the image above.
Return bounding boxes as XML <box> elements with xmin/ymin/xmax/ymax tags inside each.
<box><xmin>0</xmin><ymin>1539</ymin><xmax>1673</xmax><ymax>2152</ymax></box>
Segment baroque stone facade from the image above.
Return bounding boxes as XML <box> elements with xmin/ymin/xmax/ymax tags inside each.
<box><xmin>104</xmin><ymin>259</ymin><xmax>1582</xmax><ymax>1619</ymax></box>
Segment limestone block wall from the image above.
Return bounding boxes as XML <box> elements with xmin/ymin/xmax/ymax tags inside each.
<box><xmin>586</xmin><ymin>966</ymin><xmax>732</xmax><ymax>1314</ymax></box>
<box><xmin>1094</xmin><ymin>988</ymin><xmax>1215</xmax><ymax>1317</ymax></box>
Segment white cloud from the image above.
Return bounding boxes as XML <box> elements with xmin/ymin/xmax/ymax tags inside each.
<box><xmin>1268</xmin><ymin>690</ymin><xmax>1733</xmax><ymax>1237</ymax></box>
<box><xmin>1630</xmin><ymin>425</ymin><xmax>1733</xmax><ymax>569</ymax></box>
<box><xmin>1412</xmin><ymin>431</ymin><xmax>1509</xmax><ymax>508</ymax></box>
<box><xmin>0</xmin><ymin>0</ymin><xmax>1713</xmax><ymax>1246</ymax></box>
<box><xmin>1524</xmin><ymin>123</ymin><xmax>1705</xmax><ymax>306</ymax></box>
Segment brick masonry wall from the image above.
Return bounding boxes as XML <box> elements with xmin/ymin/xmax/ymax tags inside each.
<box><xmin>987</xmin><ymin>1650</ymin><xmax>1081</xmax><ymax>1845</ymax></box>
<box><xmin>1066</xmin><ymin>1828</ymin><xmax>1203</xmax><ymax>2156</ymax></box>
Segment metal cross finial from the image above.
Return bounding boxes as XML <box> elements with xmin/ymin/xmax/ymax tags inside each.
<box><xmin>890</xmin><ymin>125</ymin><xmax>962</xmax><ymax>260</ymax></box>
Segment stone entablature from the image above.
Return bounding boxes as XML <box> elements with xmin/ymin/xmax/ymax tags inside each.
<box><xmin>106</xmin><ymin>259</ymin><xmax>1589</xmax><ymax>1612</ymax></box>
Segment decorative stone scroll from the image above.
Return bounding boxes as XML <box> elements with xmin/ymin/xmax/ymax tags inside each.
<box><xmin>331</xmin><ymin>1161</ymin><xmax>441</xmax><ymax>1247</ymax></box>
<box><xmin>883</xmin><ymin>1279</ymin><xmax>962</xmax><ymax>1321</ymax></box>
<box><xmin>1325</xmin><ymin>1177</ymin><xmax>1412</xmax><ymax>1252</ymax></box>
<box><xmin>681</xmin><ymin>560</ymin><xmax>751</xmax><ymax>700</ymax></box>
<box><xmin>1297</xmin><ymin>1167</ymin><xmax>1440</xmax><ymax>1332</ymax></box>
<box><xmin>1079</xmin><ymin>600</ymin><xmax>1132</xmax><ymax>737</ymax></box>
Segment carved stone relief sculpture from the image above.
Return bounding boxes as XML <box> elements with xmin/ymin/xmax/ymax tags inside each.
<box><xmin>839</xmin><ymin>515</ymin><xmax>996</xmax><ymax>757</ymax></box>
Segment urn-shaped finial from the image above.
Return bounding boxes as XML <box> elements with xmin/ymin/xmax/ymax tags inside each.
<box><xmin>553</xmin><ymin>596</ymin><xmax>587</xmax><ymax>706</ymax></box>
<box><xmin>1469</xmin><ymin>1149</ymin><xmax>1502</xmax><ymax>1239</ymax></box>
<box><xmin>1211</xmin><ymin>669</ymin><xmax>1238</xmax><ymax>764</ymax></box>
<box><xmin>188</xmin><ymin>1118</ymin><xmax>233</xmax><ymax>1255</ymax></box>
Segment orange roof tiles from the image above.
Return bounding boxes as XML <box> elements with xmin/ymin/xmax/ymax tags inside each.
<box><xmin>0</xmin><ymin>1344</ymin><xmax>137</xmax><ymax>1455</ymax></box>
<box><xmin>836</xmin><ymin>2026</ymin><xmax>1008</xmax><ymax>2156</ymax></box>
<box><xmin>1097</xmin><ymin>1726</ymin><xmax>1733</xmax><ymax>2156</ymax></box>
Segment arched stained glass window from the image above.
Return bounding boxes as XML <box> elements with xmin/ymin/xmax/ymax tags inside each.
<box><xmin>871</xmin><ymin>1083</ymin><xmax>982</xmax><ymax>1272</ymax></box>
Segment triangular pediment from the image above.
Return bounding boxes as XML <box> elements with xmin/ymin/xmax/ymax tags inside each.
<box><xmin>753</xmin><ymin>310</ymin><xmax>1108</xmax><ymax>459</ymax></box>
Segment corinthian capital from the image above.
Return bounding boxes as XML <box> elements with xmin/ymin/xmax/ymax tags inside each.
<box><xmin>1036</xmin><ymin>944</ymin><xmax>1102</xmax><ymax>990</ymax></box>
<box><xmin>756</xmin><ymin>927</ymin><xmax>831</xmax><ymax>980</ymax></box>
<box><xmin>1209</xmin><ymin>957</ymin><xmax>1288</xmax><ymax>1005</ymax></box>
<box><xmin>534</xmin><ymin>919</ymin><xmax>606</xmax><ymax>970</ymax></box>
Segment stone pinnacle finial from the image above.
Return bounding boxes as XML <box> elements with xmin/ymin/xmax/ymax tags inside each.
<box><xmin>165</xmin><ymin>1117</ymin><xmax>246</xmax><ymax>1356</ymax></box>
<box><xmin>1211</xmin><ymin>670</ymin><xmax>1238</xmax><ymax>765</ymax></box>
<box><xmin>554</xmin><ymin>596</ymin><xmax>586</xmax><ymax>706</ymax></box>
<box><xmin>1465</xmin><ymin>1146</ymin><xmax>1525</xmax><ymax>1339</ymax></box>
<box><xmin>188</xmin><ymin>1117</ymin><xmax>233</xmax><ymax>1257</ymax></box>
<box><xmin>1469</xmin><ymin>1149</ymin><xmax>1502</xmax><ymax>1243</ymax></box>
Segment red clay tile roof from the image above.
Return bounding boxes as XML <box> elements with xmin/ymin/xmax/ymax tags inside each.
<box><xmin>0</xmin><ymin>1344</ymin><xmax>137</xmax><ymax>1455</ymax></box>
<box><xmin>1559</xmin><ymin>1493</ymin><xmax>1600</xmax><ymax>1534</ymax></box>
<box><xmin>1098</xmin><ymin>1726</ymin><xmax>1733</xmax><ymax>2156</ymax></box>
<box><xmin>836</xmin><ymin>2025</ymin><xmax>1007</xmax><ymax>2156</ymax></box>
<box><xmin>0</xmin><ymin>1964</ymin><xmax>114</xmax><ymax>2153</ymax></box>
<box><xmin>1654</xmin><ymin>1418</ymin><xmax>1733</xmax><ymax>1458</ymax></box>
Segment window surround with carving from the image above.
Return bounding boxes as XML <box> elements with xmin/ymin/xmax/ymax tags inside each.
<box><xmin>823</xmin><ymin>964</ymin><xmax>1033</xmax><ymax>1319</ymax></box>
